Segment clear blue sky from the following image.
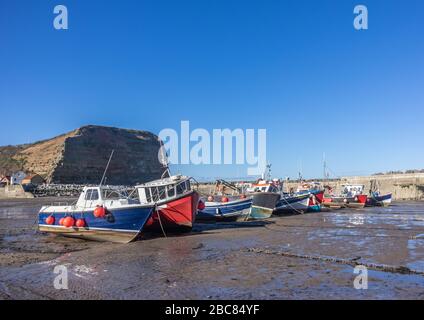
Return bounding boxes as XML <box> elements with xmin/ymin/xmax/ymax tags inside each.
<box><xmin>0</xmin><ymin>0</ymin><xmax>423</xmax><ymax>180</ymax></box>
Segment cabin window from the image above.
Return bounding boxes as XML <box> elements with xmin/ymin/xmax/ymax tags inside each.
<box><xmin>145</xmin><ymin>188</ymin><xmax>152</xmax><ymax>203</ymax></box>
<box><xmin>102</xmin><ymin>189</ymin><xmax>121</xmax><ymax>200</ymax></box>
<box><xmin>176</xmin><ymin>182</ymin><xmax>186</xmax><ymax>195</ymax></box>
<box><xmin>151</xmin><ymin>187</ymin><xmax>159</xmax><ymax>202</ymax></box>
<box><xmin>167</xmin><ymin>185</ymin><xmax>175</xmax><ymax>197</ymax></box>
<box><xmin>85</xmin><ymin>189</ymin><xmax>99</xmax><ymax>201</ymax></box>
<box><xmin>158</xmin><ymin>186</ymin><xmax>167</xmax><ymax>200</ymax></box>
<box><xmin>186</xmin><ymin>180</ymin><xmax>191</xmax><ymax>191</ymax></box>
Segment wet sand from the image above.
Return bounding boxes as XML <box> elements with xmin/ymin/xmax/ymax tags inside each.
<box><xmin>1</xmin><ymin>198</ymin><xmax>424</xmax><ymax>299</ymax></box>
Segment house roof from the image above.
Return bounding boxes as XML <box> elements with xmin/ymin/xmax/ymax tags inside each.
<box><xmin>23</xmin><ymin>174</ymin><xmax>44</xmax><ymax>180</ymax></box>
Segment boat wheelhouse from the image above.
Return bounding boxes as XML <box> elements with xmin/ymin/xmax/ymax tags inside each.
<box><xmin>136</xmin><ymin>175</ymin><xmax>200</xmax><ymax>232</ymax></box>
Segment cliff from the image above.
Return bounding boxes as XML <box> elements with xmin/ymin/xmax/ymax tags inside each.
<box><xmin>0</xmin><ymin>125</ymin><xmax>166</xmax><ymax>185</ymax></box>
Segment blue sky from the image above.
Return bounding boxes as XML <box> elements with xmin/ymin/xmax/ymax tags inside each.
<box><xmin>0</xmin><ymin>0</ymin><xmax>423</xmax><ymax>180</ymax></box>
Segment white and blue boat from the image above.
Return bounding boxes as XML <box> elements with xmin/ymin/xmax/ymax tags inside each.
<box><xmin>367</xmin><ymin>192</ymin><xmax>392</xmax><ymax>207</ymax></box>
<box><xmin>197</xmin><ymin>197</ymin><xmax>252</xmax><ymax>222</ymax></box>
<box><xmin>38</xmin><ymin>186</ymin><xmax>155</xmax><ymax>243</ymax></box>
<box><xmin>274</xmin><ymin>193</ymin><xmax>310</xmax><ymax>214</ymax></box>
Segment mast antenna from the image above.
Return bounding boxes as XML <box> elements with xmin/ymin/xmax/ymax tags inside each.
<box><xmin>100</xmin><ymin>150</ymin><xmax>114</xmax><ymax>186</ymax></box>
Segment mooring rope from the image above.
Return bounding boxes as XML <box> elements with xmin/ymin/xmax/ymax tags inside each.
<box><xmin>277</xmin><ymin>193</ymin><xmax>308</xmax><ymax>215</ymax></box>
<box><xmin>246</xmin><ymin>247</ymin><xmax>424</xmax><ymax>276</ymax></box>
<box><xmin>154</xmin><ymin>203</ymin><xmax>167</xmax><ymax>238</ymax></box>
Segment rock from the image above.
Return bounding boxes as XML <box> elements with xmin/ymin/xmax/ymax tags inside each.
<box><xmin>1</xmin><ymin>125</ymin><xmax>166</xmax><ymax>185</ymax></box>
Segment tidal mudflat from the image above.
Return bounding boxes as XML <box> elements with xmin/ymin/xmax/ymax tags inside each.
<box><xmin>1</xmin><ymin>199</ymin><xmax>424</xmax><ymax>299</ymax></box>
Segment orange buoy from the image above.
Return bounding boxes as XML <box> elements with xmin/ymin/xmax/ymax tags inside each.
<box><xmin>221</xmin><ymin>196</ymin><xmax>229</xmax><ymax>203</ymax></box>
<box><xmin>94</xmin><ymin>206</ymin><xmax>106</xmax><ymax>218</ymax></box>
<box><xmin>198</xmin><ymin>200</ymin><xmax>205</xmax><ymax>211</ymax></box>
<box><xmin>76</xmin><ymin>219</ymin><xmax>86</xmax><ymax>228</ymax></box>
<box><xmin>207</xmin><ymin>195</ymin><xmax>214</xmax><ymax>202</ymax></box>
<box><xmin>240</xmin><ymin>194</ymin><xmax>247</xmax><ymax>199</ymax></box>
<box><xmin>45</xmin><ymin>216</ymin><xmax>55</xmax><ymax>225</ymax></box>
<box><xmin>63</xmin><ymin>216</ymin><xmax>75</xmax><ymax>228</ymax></box>
<box><xmin>59</xmin><ymin>217</ymin><xmax>65</xmax><ymax>226</ymax></box>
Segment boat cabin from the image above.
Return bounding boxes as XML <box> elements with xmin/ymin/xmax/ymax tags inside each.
<box><xmin>246</xmin><ymin>179</ymin><xmax>282</xmax><ymax>193</ymax></box>
<box><xmin>136</xmin><ymin>175</ymin><xmax>193</xmax><ymax>205</ymax></box>
<box><xmin>76</xmin><ymin>186</ymin><xmax>131</xmax><ymax>208</ymax></box>
<box><xmin>341</xmin><ymin>184</ymin><xmax>364</xmax><ymax>197</ymax></box>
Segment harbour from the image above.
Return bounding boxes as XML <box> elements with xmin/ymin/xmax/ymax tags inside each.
<box><xmin>1</xmin><ymin>198</ymin><xmax>424</xmax><ymax>299</ymax></box>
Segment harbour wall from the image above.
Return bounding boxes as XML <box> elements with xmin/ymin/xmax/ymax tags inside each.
<box><xmin>285</xmin><ymin>173</ymin><xmax>424</xmax><ymax>201</ymax></box>
<box><xmin>197</xmin><ymin>173</ymin><xmax>424</xmax><ymax>201</ymax></box>
<box><xmin>0</xmin><ymin>185</ymin><xmax>34</xmax><ymax>199</ymax></box>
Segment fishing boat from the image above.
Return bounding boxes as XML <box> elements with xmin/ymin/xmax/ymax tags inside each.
<box><xmin>322</xmin><ymin>184</ymin><xmax>368</xmax><ymax>209</ymax></box>
<box><xmin>367</xmin><ymin>192</ymin><xmax>392</xmax><ymax>207</ymax></box>
<box><xmin>136</xmin><ymin>175</ymin><xmax>200</xmax><ymax>232</ymax></box>
<box><xmin>248</xmin><ymin>179</ymin><xmax>282</xmax><ymax>219</ymax></box>
<box><xmin>366</xmin><ymin>179</ymin><xmax>392</xmax><ymax>207</ymax></box>
<box><xmin>274</xmin><ymin>193</ymin><xmax>310</xmax><ymax>214</ymax></box>
<box><xmin>38</xmin><ymin>186</ymin><xmax>155</xmax><ymax>243</ymax></box>
<box><xmin>295</xmin><ymin>182</ymin><xmax>324</xmax><ymax>212</ymax></box>
<box><xmin>197</xmin><ymin>196</ymin><xmax>252</xmax><ymax>222</ymax></box>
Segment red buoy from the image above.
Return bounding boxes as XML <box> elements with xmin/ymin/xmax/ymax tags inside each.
<box><xmin>198</xmin><ymin>200</ymin><xmax>205</xmax><ymax>211</ymax></box>
<box><xmin>76</xmin><ymin>219</ymin><xmax>86</xmax><ymax>228</ymax></box>
<box><xmin>59</xmin><ymin>217</ymin><xmax>65</xmax><ymax>226</ymax></box>
<box><xmin>207</xmin><ymin>195</ymin><xmax>214</xmax><ymax>202</ymax></box>
<box><xmin>45</xmin><ymin>216</ymin><xmax>55</xmax><ymax>225</ymax></box>
<box><xmin>221</xmin><ymin>196</ymin><xmax>229</xmax><ymax>203</ymax></box>
<box><xmin>63</xmin><ymin>216</ymin><xmax>75</xmax><ymax>228</ymax></box>
<box><xmin>94</xmin><ymin>206</ymin><xmax>106</xmax><ymax>218</ymax></box>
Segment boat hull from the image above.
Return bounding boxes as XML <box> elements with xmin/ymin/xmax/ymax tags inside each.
<box><xmin>306</xmin><ymin>190</ymin><xmax>324</xmax><ymax>212</ymax></box>
<box><xmin>366</xmin><ymin>193</ymin><xmax>392</xmax><ymax>207</ymax></box>
<box><xmin>144</xmin><ymin>191</ymin><xmax>199</xmax><ymax>232</ymax></box>
<box><xmin>323</xmin><ymin>194</ymin><xmax>368</xmax><ymax>209</ymax></box>
<box><xmin>197</xmin><ymin>198</ymin><xmax>252</xmax><ymax>222</ymax></box>
<box><xmin>38</xmin><ymin>205</ymin><xmax>154</xmax><ymax>243</ymax></box>
<box><xmin>274</xmin><ymin>193</ymin><xmax>310</xmax><ymax>214</ymax></box>
<box><xmin>249</xmin><ymin>192</ymin><xmax>281</xmax><ymax>220</ymax></box>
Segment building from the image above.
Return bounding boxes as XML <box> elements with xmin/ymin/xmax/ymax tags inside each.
<box><xmin>0</xmin><ymin>176</ymin><xmax>11</xmax><ymax>187</ymax></box>
<box><xmin>11</xmin><ymin>171</ymin><xmax>27</xmax><ymax>185</ymax></box>
<box><xmin>21</xmin><ymin>174</ymin><xmax>45</xmax><ymax>185</ymax></box>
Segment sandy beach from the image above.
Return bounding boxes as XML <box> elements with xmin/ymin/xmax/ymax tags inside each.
<box><xmin>1</xmin><ymin>198</ymin><xmax>424</xmax><ymax>299</ymax></box>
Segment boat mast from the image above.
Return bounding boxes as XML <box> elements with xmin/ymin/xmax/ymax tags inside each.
<box><xmin>99</xmin><ymin>150</ymin><xmax>114</xmax><ymax>186</ymax></box>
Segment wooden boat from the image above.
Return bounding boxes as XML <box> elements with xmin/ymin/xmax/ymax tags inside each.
<box><xmin>38</xmin><ymin>186</ymin><xmax>154</xmax><ymax>243</ymax></box>
<box><xmin>197</xmin><ymin>196</ymin><xmax>252</xmax><ymax>222</ymax></box>
<box><xmin>367</xmin><ymin>192</ymin><xmax>392</xmax><ymax>207</ymax></box>
<box><xmin>136</xmin><ymin>175</ymin><xmax>200</xmax><ymax>232</ymax></box>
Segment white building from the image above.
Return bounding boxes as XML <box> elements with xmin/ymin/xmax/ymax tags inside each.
<box><xmin>11</xmin><ymin>171</ymin><xmax>27</xmax><ymax>185</ymax></box>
